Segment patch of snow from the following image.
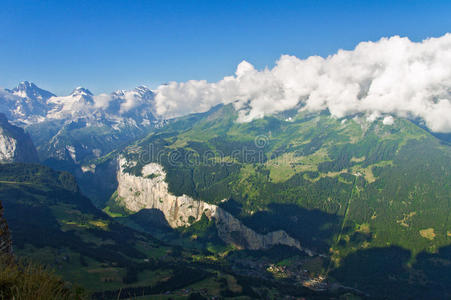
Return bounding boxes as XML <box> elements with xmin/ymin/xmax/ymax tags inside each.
<box><xmin>383</xmin><ymin>116</ymin><xmax>395</xmax><ymax>125</ymax></box>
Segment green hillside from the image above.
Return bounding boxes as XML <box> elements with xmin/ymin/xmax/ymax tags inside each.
<box><xmin>112</xmin><ymin>104</ymin><xmax>451</xmax><ymax>298</ymax></box>
<box><xmin>1</xmin><ymin>163</ymin><xmax>351</xmax><ymax>299</ymax></box>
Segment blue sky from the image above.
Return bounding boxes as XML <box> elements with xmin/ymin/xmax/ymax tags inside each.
<box><xmin>1</xmin><ymin>0</ymin><xmax>451</xmax><ymax>95</ymax></box>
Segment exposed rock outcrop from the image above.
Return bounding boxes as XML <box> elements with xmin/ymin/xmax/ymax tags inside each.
<box><xmin>0</xmin><ymin>113</ymin><xmax>39</xmax><ymax>163</ymax></box>
<box><xmin>0</xmin><ymin>200</ymin><xmax>12</xmax><ymax>255</ymax></box>
<box><xmin>116</xmin><ymin>157</ymin><xmax>312</xmax><ymax>254</ymax></box>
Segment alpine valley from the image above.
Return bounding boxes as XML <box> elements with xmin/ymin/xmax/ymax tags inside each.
<box><xmin>1</xmin><ymin>81</ymin><xmax>451</xmax><ymax>299</ymax></box>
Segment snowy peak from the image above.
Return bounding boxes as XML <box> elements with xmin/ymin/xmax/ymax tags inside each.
<box><xmin>8</xmin><ymin>81</ymin><xmax>55</xmax><ymax>102</ymax></box>
<box><xmin>71</xmin><ymin>87</ymin><xmax>93</xmax><ymax>97</ymax></box>
<box><xmin>15</xmin><ymin>81</ymin><xmax>37</xmax><ymax>91</ymax></box>
<box><xmin>47</xmin><ymin>87</ymin><xmax>95</xmax><ymax>119</ymax></box>
<box><xmin>112</xmin><ymin>86</ymin><xmax>153</xmax><ymax>99</ymax></box>
<box><xmin>101</xmin><ymin>85</ymin><xmax>155</xmax><ymax>117</ymax></box>
<box><xmin>0</xmin><ymin>81</ymin><xmax>162</xmax><ymax>126</ymax></box>
<box><xmin>134</xmin><ymin>85</ymin><xmax>153</xmax><ymax>96</ymax></box>
<box><xmin>134</xmin><ymin>86</ymin><xmax>155</xmax><ymax>103</ymax></box>
<box><xmin>0</xmin><ymin>82</ymin><xmax>55</xmax><ymax>123</ymax></box>
<box><xmin>0</xmin><ymin>82</ymin><xmax>165</xmax><ymax>166</ymax></box>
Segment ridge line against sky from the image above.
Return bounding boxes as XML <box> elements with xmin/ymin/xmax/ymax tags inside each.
<box><xmin>1</xmin><ymin>0</ymin><xmax>451</xmax><ymax>94</ymax></box>
<box><xmin>3</xmin><ymin>33</ymin><xmax>451</xmax><ymax>133</ymax></box>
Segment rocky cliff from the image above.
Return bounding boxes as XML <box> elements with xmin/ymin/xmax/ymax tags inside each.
<box><xmin>0</xmin><ymin>113</ymin><xmax>39</xmax><ymax>163</ymax></box>
<box><xmin>0</xmin><ymin>200</ymin><xmax>12</xmax><ymax>255</ymax></box>
<box><xmin>116</xmin><ymin>157</ymin><xmax>312</xmax><ymax>254</ymax></box>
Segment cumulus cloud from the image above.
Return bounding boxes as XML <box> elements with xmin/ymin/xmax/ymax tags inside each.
<box><xmin>93</xmin><ymin>90</ymin><xmax>143</xmax><ymax>114</ymax></box>
<box><xmin>93</xmin><ymin>93</ymin><xmax>112</xmax><ymax>109</ymax></box>
<box><xmin>119</xmin><ymin>91</ymin><xmax>143</xmax><ymax>113</ymax></box>
<box><xmin>154</xmin><ymin>33</ymin><xmax>451</xmax><ymax>133</ymax></box>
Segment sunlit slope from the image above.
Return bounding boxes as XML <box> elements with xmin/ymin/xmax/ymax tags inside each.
<box><xmin>120</xmin><ymin>104</ymin><xmax>451</xmax><ymax>257</ymax></box>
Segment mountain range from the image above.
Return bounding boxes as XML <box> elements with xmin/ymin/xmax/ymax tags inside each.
<box><xmin>0</xmin><ymin>82</ymin><xmax>165</xmax><ymax>170</ymax></box>
<box><xmin>1</xmin><ymin>81</ymin><xmax>451</xmax><ymax>299</ymax></box>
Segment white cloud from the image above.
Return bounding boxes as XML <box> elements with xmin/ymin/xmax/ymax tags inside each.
<box><xmin>93</xmin><ymin>93</ymin><xmax>112</xmax><ymax>109</ymax></box>
<box><xmin>119</xmin><ymin>91</ymin><xmax>141</xmax><ymax>113</ymax></box>
<box><xmin>154</xmin><ymin>33</ymin><xmax>451</xmax><ymax>133</ymax></box>
<box><xmin>93</xmin><ymin>90</ymin><xmax>144</xmax><ymax>114</ymax></box>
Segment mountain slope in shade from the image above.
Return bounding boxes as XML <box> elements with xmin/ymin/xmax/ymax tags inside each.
<box><xmin>0</xmin><ymin>200</ymin><xmax>12</xmax><ymax>255</ymax></box>
<box><xmin>0</xmin><ymin>113</ymin><xmax>38</xmax><ymax>163</ymax></box>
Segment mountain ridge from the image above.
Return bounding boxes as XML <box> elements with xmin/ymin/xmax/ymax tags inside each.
<box><xmin>90</xmin><ymin>103</ymin><xmax>451</xmax><ymax>298</ymax></box>
<box><xmin>0</xmin><ymin>82</ymin><xmax>165</xmax><ymax>170</ymax></box>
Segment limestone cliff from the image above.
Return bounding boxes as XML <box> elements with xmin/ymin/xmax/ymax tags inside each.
<box><xmin>0</xmin><ymin>113</ymin><xmax>39</xmax><ymax>163</ymax></box>
<box><xmin>0</xmin><ymin>200</ymin><xmax>12</xmax><ymax>255</ymax></box>
<box><xmin>116</xmin><ymin>157</ymin><xmax>312</xmax><ymax>254</ymax></box>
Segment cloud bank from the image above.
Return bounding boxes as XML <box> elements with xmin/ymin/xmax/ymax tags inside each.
<box><xmin>154</xmin><ymin>34</ymin><xmax>451</xmax><ymax>133</ymax></box>
<box><xmin>94</xmin><ymin>91</ymin><xmax>142</xmax><ymax>113</ymax></box>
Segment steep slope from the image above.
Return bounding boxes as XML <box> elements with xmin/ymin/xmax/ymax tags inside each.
<box><xmin>113</xmin><ymin>156</ymin><xmax>308</xmax><ymax>253</ymax></box>
<box><xmin>0</xmin><ymin>113</ymin><xmax>39</xmax><ymax>163</ymax></box>
<box><xmin>102</xmin><ymin>104</ymin><xmax>451</xmax><ymax>298</ymax></box>
<box><xmin>1</xmin><ymin>163</ymin><xmax>347</xmax><ymax>299</ymax></box>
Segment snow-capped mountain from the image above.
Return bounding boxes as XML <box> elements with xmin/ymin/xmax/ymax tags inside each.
<box><xmin>0</xmin><ymin>82</ymin><xmax>161</xmax><ymax>125</ymax></box>
<box><xmin>7</xmin><ymin>81</ymin><xmax>55</xmax><ymax>102</ymax></box>
<box><xmin>0</xmin><ymin>82</ymin><xmax>165</xmax><ymax>168</ymax></box>
<box><xmin>47</xmin><ymin>87</ymin><xmax>95</xmax><ymax>120</ymax></box>
<box><xmin>0</xmin><ymin>81</ymin><xmax>55</xmax><ymax>124</ymax></box>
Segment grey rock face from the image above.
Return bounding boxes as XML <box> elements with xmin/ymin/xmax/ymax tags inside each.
<box><xmin>0</xmin><ymin>114</ymin><xmax>39</xmax><ymax>163</ymax></box>
<box><xmin>116</xmin><ymin>157</ymin><xmax>312</xmax><ymax>254</ymax></box>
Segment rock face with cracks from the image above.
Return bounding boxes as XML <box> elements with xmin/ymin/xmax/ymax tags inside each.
<box><xmin>116</xmin><ymin>157</ymin><xmax>312</xmax><ymax>254</ymax></box>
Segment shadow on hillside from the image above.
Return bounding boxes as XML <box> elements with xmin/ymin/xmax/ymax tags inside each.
<box><xmin>43</xmin><ymin>157</ymin><xmax>119</xmax><ymax>208</ymax></box>
<box><xmin>330</xmin><ymin>245</ymin><xmax>451</xmax><ymax>299</ymax></box>
<box><xmin>128</xmin><ymin>208</ymin><xmax>172</xmax><ymax>231</ymax></box>
<box><xmin>1</xmin><ymin>184</ymin><xmax>151</xmax><ymax>266</ymax></box>
<box><xmin>224</xmin><ymin>202</ymin><xmax>343</xmax><ymax>253</ymax></box>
